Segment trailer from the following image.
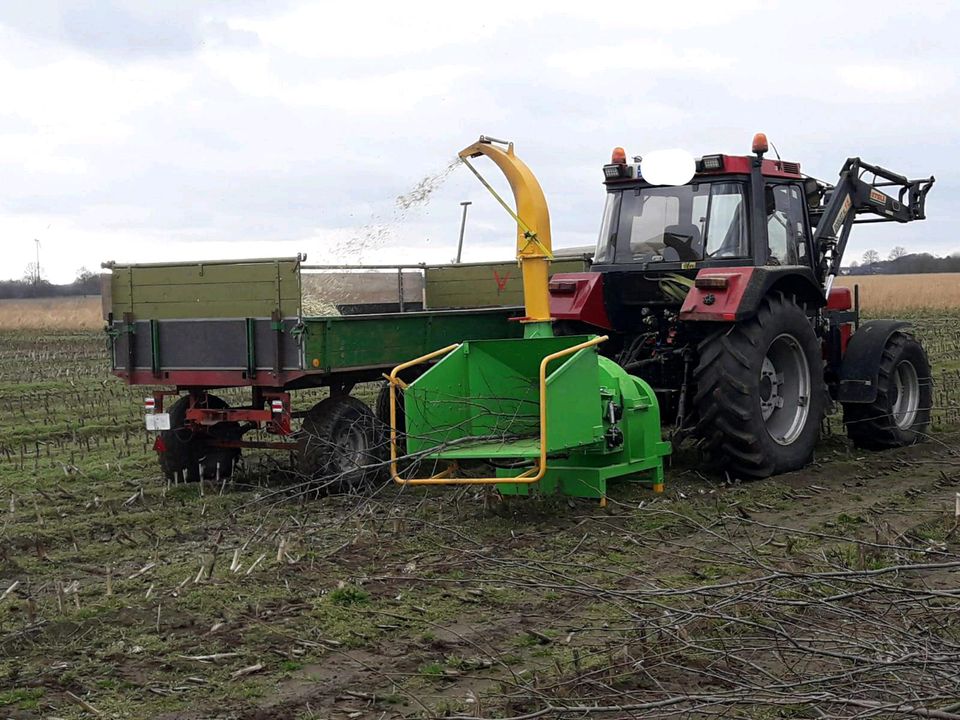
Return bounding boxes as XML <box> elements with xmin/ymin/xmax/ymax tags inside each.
<box><xmin>103</xmin><ymin>254</ymin><xmax>591</xmax><ymax>485</ymax></box>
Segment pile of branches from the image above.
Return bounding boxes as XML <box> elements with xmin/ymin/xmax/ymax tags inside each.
<box><xmin>444</xmin><ymin>509</ymin><xmax>960</xmax><ymax>719</ymax></box>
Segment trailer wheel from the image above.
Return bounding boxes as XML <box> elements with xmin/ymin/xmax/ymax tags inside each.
<box><xmin>693</xmin><ymin>293</ymin><xmax>827</xmax><ymax>479</ymax></box>
<box><xmin>843</xmin><ymin>333</ymin><xmax>931</xmax><ymax>449</ymax></box>
<box><xmin>159</xmin><ymin>395</ymin><xmax>241</xmax><ymax>483</ymax></box>
<box><xmin>299</xmin><ymin>395</ymin><xmax>386</xmax><ymax>491</ymax></box>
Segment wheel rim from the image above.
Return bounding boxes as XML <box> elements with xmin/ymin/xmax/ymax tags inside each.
<box><xmin>332</xmin><ymin>423</ymin><xmax>369</xmax><ymax>474</ymax></box>
<box><xmin>759</xmin><ymin>333</ymin><xmax>811</xmax><ymax>446</ymax></box>
<box><xmin>891</xmin><ymin>360</ymin><xmax>920</xmax><ymax>430</ymax></box>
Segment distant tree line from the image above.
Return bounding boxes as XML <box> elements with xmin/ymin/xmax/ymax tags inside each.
<box><xmin>0</xmin><ymin>266</ymin><xmax>100</xmax><ymax>299</ymax></box>
<box><xmin>844</xmin><ymin>247</ymin><xmax>960</xmax><ymax>275</ymax></box>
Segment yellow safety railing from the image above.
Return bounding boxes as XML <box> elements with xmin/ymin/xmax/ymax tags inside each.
<box><xmin>389</xmin><ymin>335</ymin><xmax>608</xmax><ymax>486</ymax></box>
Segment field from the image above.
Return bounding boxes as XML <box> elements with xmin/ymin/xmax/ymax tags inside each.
<box><xmin>2</xmin><ymin>288</ymin><xmax>960</xmax><ymax>719</ymax></box>
<box><xmin>834</xmin><ymin>273</ymin><xmax>960</xmax><ymax>314</ymax></box>
<box><xmin>0</xmin><ymin>297</ymin><xmax>102</xmax><ymax>331</ymax></box>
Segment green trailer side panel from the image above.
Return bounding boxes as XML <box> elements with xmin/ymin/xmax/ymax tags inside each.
<box><xmin>301</xmin><ymin>308</ymin><xmax>523</xmax><ymax>373</ymax></box>
<box><xmin>126</xmin><ymin>301</ymin><xmax>298</xmax><ymax>319</ymax></box>
<box><xmin>113</xmin><ymin>281</ymin><xmax>299</xmax><ymax>305</ymax></box>
<box><xmin>111</xmin><ymin>260</ymin><xmax>300</xmax><ymax>319</ymax></box>
<box><xmin>424</xmin><ymin>258</ymin><xmax>588</xmax><ymax>309</ymax></box>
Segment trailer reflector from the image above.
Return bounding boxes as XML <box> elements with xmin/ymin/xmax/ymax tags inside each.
<box><xmin>144</xmin><ymin>397</ymin><xmax>156</xmax><ymax>411</ymax></box>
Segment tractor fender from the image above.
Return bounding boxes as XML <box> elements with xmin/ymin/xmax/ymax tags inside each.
<box><xmin>838</xmin><ymin>320</ymin><xmax>912</xmax><ymax>403</ymax></box>
<box><xmin>680</xmin><ymin>267</ymin><xmax>824</xmax><ymax>322</ymax></box>
<box><xmin>548</xmin><ymin>272</ymin><xmax>613</xmax><ymax>330</ymax></box>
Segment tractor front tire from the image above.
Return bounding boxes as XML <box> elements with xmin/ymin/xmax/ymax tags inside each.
<box><xmin>159</xmin><ymin>395</ymin><xmax>241</xmax><ymax>482</ymax></box>
<box><xmin>843</xmin><ymin>333</ymin><xmax>931</xmax><ymax>449</ymax></box>
<box><xmin>299</xmin><ymin>394</ymin><xmax>386</xmax><ymax>492</ymax></box>
<box><xmin>693</xmin><ymin>293</ymin><xmax>827</xmax><ymax>479</ymax></box>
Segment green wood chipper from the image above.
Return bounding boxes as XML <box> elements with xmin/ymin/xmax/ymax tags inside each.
<box><xmin>387</xmin><ymin>137</ymin><xmax>670</xmax><ymax>502</ymax></box>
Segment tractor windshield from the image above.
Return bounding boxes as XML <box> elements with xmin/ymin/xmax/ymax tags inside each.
<box><xmin>594</xmin><ymin>181</ymin><xmax>749</xmax><ymax>264</ymax></box>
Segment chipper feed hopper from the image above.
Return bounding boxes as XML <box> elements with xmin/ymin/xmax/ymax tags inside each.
<box><xmin>388</xmin><ymin>137</ymin><xmax>669</xmax><ymax>501</ymax></box>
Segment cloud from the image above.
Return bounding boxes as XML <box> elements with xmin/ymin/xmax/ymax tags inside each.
<box><xmin>0</xmin><ymin>1</ymin><xmax>956</xmax><ymax>282</ymax></box>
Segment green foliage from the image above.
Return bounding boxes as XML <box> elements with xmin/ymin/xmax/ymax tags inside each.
<box><xmin>0</xmin><ymin>687</ymin><xmax>43</xmax><ymax>709</ymax></box>
<box><xmin>326</xmin><ymin>584</ymin><xmax>370</xmax><ymax>606</ymax></box>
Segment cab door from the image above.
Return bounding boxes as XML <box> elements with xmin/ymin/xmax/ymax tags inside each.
<box><xmin>765</xmin><ymin>183</ymin><xmax>813</xmax><ymax>268</ymax></box>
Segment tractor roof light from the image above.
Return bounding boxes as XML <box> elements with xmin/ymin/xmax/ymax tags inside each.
<box><xmin>603</xmin><ymin>163</ymin><xmax>633</xmax><ymax>180</ymax></box>
<box><xmin>752</xmin><ymin>132</ymin><xmax>769</xmax><ymax>155</ymax></box>
<box><xmin>700</xmin><ymin>154</ymin><xmax>724</xmax><ymax>171</ymax></box>
<box><xmin>611</xmin><ymin>146</ymin><xmax>627</xmax><ymax>164</ymax></box>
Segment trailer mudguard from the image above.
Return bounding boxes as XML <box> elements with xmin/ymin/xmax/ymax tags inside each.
<box><xmin>679</xmin><ymin>266</ymin><xmax>824</xmax><ymax>321</ymax></box>
<box><xmin>837</xmin><ymin>320</ymin><xmax>912</xmax><ymax>403</ymax></box>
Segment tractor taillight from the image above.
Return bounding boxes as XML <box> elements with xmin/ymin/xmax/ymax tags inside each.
<box><xmin>144</xmin><ymin>397</ymin><xmax>156</xmax><ymax>412</ymax></box>
<box><xmin>548</xmin><ymin>280</ymin><xmax>577</xmax><ymax>294</ymax></box>
<box><xmin>271</xmin><ymin>399</ymin><xmax>284</xmax><ymax>414</ymax></box>
<box><xmin>695</xmin><ymin>276</ymin><xmax>730</xmax><ymax>290</ymax></box>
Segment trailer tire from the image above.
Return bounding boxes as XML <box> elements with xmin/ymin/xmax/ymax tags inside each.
<box><xmin>843</xmin><ymin>333</ymin><xmax>931</xmax><ymax>449</ymax></box>
<box><xmin>693</xmin><ymin>293</ymin><xmax>826</xmax><ymax>479</ymax></box>
<box><xmin>299</xmin><ymin>395</ymin><xmax>386</xmax><ymax>492</ymax></box>
<box><xmin>159</xmin><ymin>395</ymin><xmax>241</xmax><ymax>483</ymax></box>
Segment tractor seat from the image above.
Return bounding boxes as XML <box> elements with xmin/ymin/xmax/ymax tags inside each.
<box><xmin>663</xmin><ymin>224</ymin><xmax>702</xmax><ymax>262</ymax></box>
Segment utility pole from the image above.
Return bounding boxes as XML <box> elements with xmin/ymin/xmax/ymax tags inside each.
<box><xmin>33</xmin><ymin>238</ymin><xmax>40</xmax><ymax>284</ymax></box>
<box><xmin>455</xmin><ymin>201</ymin><xmax>471</xmax><ymax>264</ymax></box>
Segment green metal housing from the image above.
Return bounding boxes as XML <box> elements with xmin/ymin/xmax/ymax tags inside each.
<box><xmin>403</xmin><ymin>335</ymin><xmax>670</xmax><ymax>499</ymax></box>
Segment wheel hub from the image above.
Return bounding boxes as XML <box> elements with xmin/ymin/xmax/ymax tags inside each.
<box><xmin>759</xmin><ymin>334</ymin><xmax>811</xmax><ymax>446</ymax></box>
<box><xmin>891</xmin><ymin>360</ymin><xmax>920</xmax><ymax>430</ymax></box>
<box><xmin>333</xmin><ymin>425</ymin><xmax>368</xmax><ymax>473</ymax></box>
<box><xmin>759</xmin><ymin>357</ymin><xmax>783</xmax><ymax>420</ymax></box>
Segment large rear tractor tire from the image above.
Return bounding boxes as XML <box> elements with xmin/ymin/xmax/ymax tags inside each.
<box><xmin>693</xmin><ymin>293</ymin><xmax>827</xmax><ymax>479</ymax></box>
<box><xmin>843</xmin><ymin>333</ymin><xmax>931</xmax><ymax>449</ymax></box>
<box><xmin>299</xmin><ymin>394</ymin><xmax>386</xmax><ymax>492</ymax></box>
<box><xmin>159</xmin><ymin>395</ymin><xmax>241</xmax><ymax>482</ymax></box>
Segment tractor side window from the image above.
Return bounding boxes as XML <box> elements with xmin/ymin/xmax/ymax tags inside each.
<box><xmin>704</xmin><ymin>183</ymin><xmax>748</xmax><ymax>258</ymax></box>
<box><xmin>594</xmin><ymin>192</ymin><xmax>619</xmax><ymax>264</ymax></box>
<box><xmin>766</xmin><ymin>184</ymin><xmax>806</xmax><ymax>265</ymax></box>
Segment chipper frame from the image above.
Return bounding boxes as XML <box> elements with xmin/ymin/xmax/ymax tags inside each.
<box><xmin>388</xmin><ymin>137</ymin><xmax>669</xmax><ymax>501</ymax></box>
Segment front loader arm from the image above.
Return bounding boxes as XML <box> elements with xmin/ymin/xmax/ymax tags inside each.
<box><xmin>813</xmin><ymin>158</ymin><xmax>934</xmax><ymax>288</ymax></box>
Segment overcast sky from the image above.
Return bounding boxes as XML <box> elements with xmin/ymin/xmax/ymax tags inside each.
<box><xmin>0</xmin><ymin>1</ymin><xmax>956</xmax><ymax>282</ymax></box>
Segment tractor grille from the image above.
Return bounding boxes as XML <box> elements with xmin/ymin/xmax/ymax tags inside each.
<box><xmin>780</xmin><ymin>161</ymin><xmax>801</xmax><ymax>174</ymax></box>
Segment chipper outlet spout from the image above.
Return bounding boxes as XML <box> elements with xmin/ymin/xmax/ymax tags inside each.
<box><xmin>387</xmin><ymin>138</ymin><xmax>670</xmax><ymax>502</ymax></box>
<box><xmin>458</xmin><ymin>137</ymin><xmax>552</xmax><ymax>331</ymax></box>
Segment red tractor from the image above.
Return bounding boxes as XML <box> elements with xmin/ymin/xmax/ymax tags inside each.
<box><xmin>549</xmin><ymin>134</ymin><xmax>935</xmax><ymax>478</ymax></box>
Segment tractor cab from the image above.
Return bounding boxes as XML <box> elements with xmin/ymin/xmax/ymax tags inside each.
<box><xmin>595</xmin><ymin>142</ymin><xmax>813</xmax><ymax>274</ymax></box>
<box><xmin>550</xmin><ymin>135</ymin><xmax>828</xmax><ymax>335</ymax></box>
